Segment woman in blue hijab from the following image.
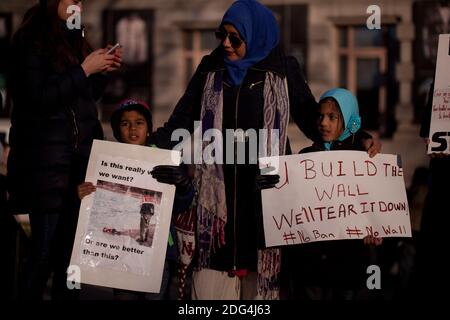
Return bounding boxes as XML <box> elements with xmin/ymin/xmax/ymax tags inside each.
<box><xmin>219</xmin><ymin>0</ymin><xmax>279</xmax><ymax>85</ymax></box>
<box><xmin>150</xmin><ymin>0</ymin><xmax>380</xmax><ymax>300</ymax></box>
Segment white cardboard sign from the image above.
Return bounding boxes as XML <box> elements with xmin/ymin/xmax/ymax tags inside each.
<box><xmin>428</xmin><ymin>34</ymin><xmax>450</xmax><ymax>154</ymax></box>
<box><xmin>69</xmin><ymin>140</ymin><xmax>180</xmax><ymax>293</ymax></box>
<box><xmin>259</xmin><ymin>151</ymin><xmax>412</xmax><ymax>247</ymax></box>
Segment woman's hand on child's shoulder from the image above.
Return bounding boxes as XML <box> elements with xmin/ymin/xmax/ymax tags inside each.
<box><xmin>363</xmin><ymin>137</ymin><xmax>382</xmax><ymax>158</ymax></box>
<box><xmin>77</xmin><ymin>182</ymin><xmax>96</xmax><ymax>200</ymax></box>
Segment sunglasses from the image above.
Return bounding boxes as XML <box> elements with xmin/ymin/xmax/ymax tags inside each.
<box><xmin>215</xmin><ymin>29</ymin><xmax>244</xmax><ymax>49</ymax></box>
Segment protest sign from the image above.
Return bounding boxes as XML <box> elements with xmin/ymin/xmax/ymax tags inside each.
<box><xmin>69</xmin><ymin>140</ymin><xmax>180</xmax><ymax>293</ymax></box>
<box><xmin>259</xmin><ymin>151</ymin><xmax>411</xmax><ymax>247</ymax></box>
<box><xmin>428</xmin><ymin>34</ymin><xmax>450</xmax><ymax>154</ymax></box>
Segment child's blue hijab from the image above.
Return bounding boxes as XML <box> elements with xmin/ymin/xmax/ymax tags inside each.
<box><xmin>319</xmin><ymin>88</ymin><xmax>361</xmax><ymax>150</ymax></box>
<box><xmin>221</xmin><ymin>0</ymin><xmax>280</xmax><ymax>86</ymax></box>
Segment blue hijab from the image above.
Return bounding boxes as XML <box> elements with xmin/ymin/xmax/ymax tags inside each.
<box><xmin>221</xmin><ymin>0</ymin><xmax>280</xmax><ymax>86</ymax></box>
<box><xmin>319</xmin><ymin>88</ymin><xmax>361</xmax><ymax>150</ymax></box>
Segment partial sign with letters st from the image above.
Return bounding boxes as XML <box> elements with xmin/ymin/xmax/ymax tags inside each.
<box><xmin>428</xmin><ymin>34</ymin><xmax>450</xmax><ymax>154</ymax></box>
<box><xmin>259</xmin><ymin>151</ymin><xmax>412</xmax><ymax>247</ymax></box>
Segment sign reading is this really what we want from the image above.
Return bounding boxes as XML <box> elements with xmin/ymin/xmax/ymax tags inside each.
<box><xmin>69</xmin><ymin>140</ymin><xmax>180</xmax><ymax>293</ymax></box>
<box><xmin>259</xmin><ymin>151</ymin><xmax>412</xmax><ymax>247</ymax></box>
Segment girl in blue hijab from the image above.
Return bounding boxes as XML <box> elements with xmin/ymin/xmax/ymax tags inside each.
<box><xmin>316</xmin><ymin>88</ymin><xmax>362</xmax><ymax>150</ymax></box>
<box><xmin>296</xmin><ymin>89</ymin><xmax>383</xmax><ymax>300</ymax></box>
<box><xmin>217</xmin><ymin>0</ymin><xmax>280</xmax><ymax>86</ymax></box>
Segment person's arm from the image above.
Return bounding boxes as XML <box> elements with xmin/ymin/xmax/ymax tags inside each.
<box><xmin>17</xmin><ymin>47</ymin><xmax>115</xmax><ymax>113</ymax></box>
<box><xmin>150</xmin><ymin>165</ymin><xmax>195</xmax><ymax>214</ymax></box>
<box><xmin>88</xmin><ymin>73</ymin><xmax>110</xmax><ymax>102</ymax></box>
<box><xmin>149</xmin><ymin>56</ymin><xmax>208</xmax><ymax>149</ymax></box>
<box><xmin>88</xmin><ymin>45</ymin><xmax>122</xmax><ymax>101</ymax></box>
<box><xmin>286</xmin><ymin>56</ymin><xmax>319</xmax><ymax>141</ymax></box>
<box><xmin>19</xmin><ymin>49</ymin><xmax>90</xmax><ymax>113</ymax></box>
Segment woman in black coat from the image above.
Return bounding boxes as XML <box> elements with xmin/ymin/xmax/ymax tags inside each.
<box><xmin>150</xmin><ymin>0</ymin><xmax>379</xmax><ymax>300</ymax></box>
<box><xmin>7</xmin><ymin>0</ymin><xmax>121</xmax><ymax>299</ymax></box>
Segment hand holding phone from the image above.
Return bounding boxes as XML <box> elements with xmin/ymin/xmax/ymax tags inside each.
<box><xmin>82</xmin><ymin>44</ymin><xmax>122</xmax><ymax>76</ymax></box>
<box><xmin>107</xmin><ymin>43</ymin><xmax>122</xmax><ymax>54</ymax></box>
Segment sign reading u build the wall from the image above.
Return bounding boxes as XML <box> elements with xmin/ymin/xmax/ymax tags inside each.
<box><xmin>259</xmin><ymin>151</ymin><xmax>412</xmax><ymax>247</ymax></box>
<box><xmin>428</xmin><ymin>34</ymin><xmax>450</xmax><ymax>154</ymax></box>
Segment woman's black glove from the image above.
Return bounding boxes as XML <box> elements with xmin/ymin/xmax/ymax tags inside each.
<box><xmin>150</xmin><ymin>165</ymin><xmax>192</xmax><ymax>193</ymax></box>
<box><xmin>255</xmin><ymin>174</ymin><xmax>280</xmax><ymax>191</ymax></box>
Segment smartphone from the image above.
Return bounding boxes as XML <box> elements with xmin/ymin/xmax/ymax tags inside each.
<box><xmin>107</xmin><ymin>43</ymin><xmax>121</xmax><ymax>54</ymax></box>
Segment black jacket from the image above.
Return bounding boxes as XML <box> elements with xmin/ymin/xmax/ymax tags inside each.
<box><xmin>300</xmin><ymin>130</ymin><xmax>369</xmax><ymax>153</ymax></box>
<box><xmin>7</xmin><ymin>35</ymin><xmax>108</xmax><ymax>214</ymax></box>
<box><xmin>151</xmin><ymin>46</ymin><xmax>318</xmax><ymax>271</ymax></box>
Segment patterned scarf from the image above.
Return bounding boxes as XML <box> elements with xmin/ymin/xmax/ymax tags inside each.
<box><xmin>195</xmin><ymin>71</ymin><xmax>289</xmax><ymax>300</ymax></box>
<box><xmin>175</xmin><ymin>205</ymin><xmax>197</xmax><ymax>300</ymax></box>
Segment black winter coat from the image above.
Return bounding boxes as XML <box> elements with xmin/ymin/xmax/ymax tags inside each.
<box><xmin>151</xmin><ymin>46</ymin><xmax>318</xmax><ymax>271</ymax></box>
<box><xmin>7</xmin><ymin>34</ymin><xmax>108</xmax><ymax>215</ymax></box>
